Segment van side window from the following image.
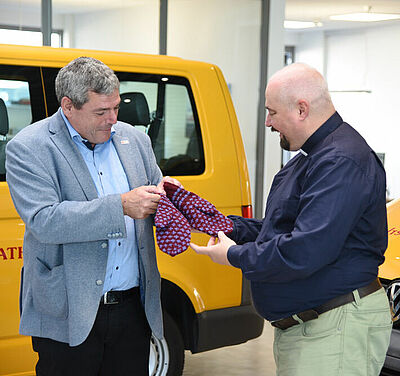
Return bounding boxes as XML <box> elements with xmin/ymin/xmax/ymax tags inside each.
<box><xmin>0</xmin><ymin>65</ymin><xmax>45</xmax><ymax>181</ymax></box>
<box><xmin>116</xmin><ymin>73</ymin><xmax>205</xmax><ymax>176</ymax></box>
<box><xmin>42</xmin><ymin>69</ymin><xmax>206</xmax><ymax>177</ymax></box>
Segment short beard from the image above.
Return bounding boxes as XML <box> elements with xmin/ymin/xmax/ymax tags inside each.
<box><xmin>272</xmin><ymin>127</ymin><xmax>291</xmax><ymax>150</ymax></box>
<box><xmin>280</xmin><ymin>135</ymin><xmax>290</xmax><ymax>151</ymax></box>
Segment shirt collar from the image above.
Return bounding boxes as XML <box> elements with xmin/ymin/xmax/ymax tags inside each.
<box><xmin>300</xmin><ymin>111</ymin><xmax>343</xmax><ymax>156</ymax></box>
<box><xmin>60</xmin><ymin>108</ymin><xmax>116</xmax><ymax>145</ymax></box>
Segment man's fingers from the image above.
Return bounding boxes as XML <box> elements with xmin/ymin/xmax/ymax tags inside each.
<box><xmin>217</xmin><ymin>231</ymin><xmax>227</xmax><ymax>240</ymax></box>
<box><xmin>144</xmin><ymin>185</ymin><xmax>163</xmax><ymax>195</ymax></box>
<box><xmin>190</xmin><ymin>242</ymin><xmax>209</xmax><ymax>255</ymax></box>
<box><xmin>163</xmin><ymin>176</ymin><xmax>183</xmax><ymax>188</ymax></box>
<box><xmin>207</xmin><ymin>236</ymin><xmax>217</xmax><ymax>247</ymax></box>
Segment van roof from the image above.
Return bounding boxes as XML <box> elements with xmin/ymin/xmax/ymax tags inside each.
<box><xmin>0</xmin><ymin>43</ymin><xmax>215</xmax><ymax>72</ymax></box>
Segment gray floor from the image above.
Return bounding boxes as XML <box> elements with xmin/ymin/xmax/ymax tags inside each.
<box><xmin>183</xmin><ymin>322</ymin><xmax>276</xmax><ymax>375</ymax></box>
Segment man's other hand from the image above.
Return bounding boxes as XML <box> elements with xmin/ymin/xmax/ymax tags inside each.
<box><xmin>157</xmin><ymin>176</ymin><xmax>183</xmax><ymax>194</ymax></box>
<box><xmin>190</xmin><ymin>231</ymin><xmax>236</xmax><ymax>266</ymax></box>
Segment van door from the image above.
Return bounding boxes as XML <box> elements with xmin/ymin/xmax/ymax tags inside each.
<box><xmin>0</xmin><ymin>64</ymin><xmax>46</xmax><ymax>375</ymax></box>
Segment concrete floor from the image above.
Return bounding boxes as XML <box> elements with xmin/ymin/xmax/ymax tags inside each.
<box><xmin>184</xmin><ymin>322</ymin><xmax>276</xmax><ymax>375</ymax></box>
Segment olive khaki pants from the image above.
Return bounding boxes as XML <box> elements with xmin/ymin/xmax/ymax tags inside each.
<box><xmin>273</xmin><ymin>288</ymin><xmax>392</xmax><ymax>376</ymax></box>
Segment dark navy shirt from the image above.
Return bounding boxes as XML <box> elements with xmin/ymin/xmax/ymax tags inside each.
<box><xmin>227</xmin><ymin>112</ymin><xmax>388</xmax><ymax>321</ymax></box>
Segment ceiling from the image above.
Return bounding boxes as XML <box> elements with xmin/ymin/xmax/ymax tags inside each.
<box><xmin>1</xmin><ymin>0</ymin><xmax>400</xmax><ymax>31</ymax></box>
<box><xmin>285</xmin><ymin>0</ymin><xmax>400</xmax><ymax>31</ymax></box>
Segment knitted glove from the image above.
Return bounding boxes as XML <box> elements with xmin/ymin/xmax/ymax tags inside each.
<box><xmin>154</xmin><ymin>194</ymin><xmax>191</xmax><ymax>256</ymax></box>
<box><xmin>163</xmin><ymin>182</ymin><xmax>233</xmax><ymax>237</ymax></box>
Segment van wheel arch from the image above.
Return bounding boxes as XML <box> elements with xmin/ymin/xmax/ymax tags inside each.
<box><xmin>161</xmin><ymin>279</ymin><xmax>197</xmax><ymax>351</ymax></box>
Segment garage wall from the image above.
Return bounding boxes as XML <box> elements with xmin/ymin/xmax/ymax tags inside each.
<box><xmin>0</xmin><ymin>3</ymin><xmax>63</xmax><ymax>30</ymax></box>
<box><xmin>70</xmin><ymin>2</ymin><xmax>159</xmax><ymax>54</ymax></box>
<box><xmin>286</xmin><ymin>23</ymin><xmax>400</xmax><ymax>200</ymax></box>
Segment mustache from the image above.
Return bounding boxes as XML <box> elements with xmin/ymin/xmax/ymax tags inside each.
<box><xmin>271</xmin><ymin>127</ymin><xmax>278</xmax><ymax>133</ymax></box>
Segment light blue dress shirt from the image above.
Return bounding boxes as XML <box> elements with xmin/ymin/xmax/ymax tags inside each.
<box><xmin>61</xmin><ymin>110</ymin><xmax>139</xmax><ymax>294</ymax></box>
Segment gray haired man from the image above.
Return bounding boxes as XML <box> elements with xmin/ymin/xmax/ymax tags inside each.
<box><xmin>6</xmin><ymin>57</ymin><xmax>179</xmax><ymax>375</ymax></box>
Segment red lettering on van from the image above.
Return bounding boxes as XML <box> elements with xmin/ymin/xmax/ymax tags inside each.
<box><xmin>0</xmin><ymin>248</ymin><xmax>7</xmax><ymax>260</ymax></box>
<box><xmin>7</xmin><ymin>247</ymin><xmax>17</xmax><ymax>259</ymax></box>
<box><xmin>388</xmin><ymin>227</ymin><xmax>400</xmax><ymax>236</ymax></box>
<box><xmin>0</xmin><ymin>246</ymin><xmax>23</xmax><ymax>260</ymax></box>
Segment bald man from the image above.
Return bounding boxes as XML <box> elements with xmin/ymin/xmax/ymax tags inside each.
<box><xmin>191</xmin><ymin>63</ymin><xmax>392</xmax><ymax>376</ymax></box>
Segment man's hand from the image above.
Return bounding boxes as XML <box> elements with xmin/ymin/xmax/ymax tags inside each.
<box><xmin>121</xmin><ymin>185</ymin><xmax>162</xmax><ymax>219</ymax></box>
<box><xmin>190</xmin><ymin>231</ymin><xmax>236</xmax><ymax>266</ymax></box>
<box><xmin>157</xmin><ymin>176</ymin><xmax>183</xmax><ymax>194</ymax></box>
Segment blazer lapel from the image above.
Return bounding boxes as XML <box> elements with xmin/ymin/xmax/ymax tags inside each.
<box><xmin>112</xmin><ymin>130</ymin><xmax>147</xmax><ymax>239</ymax></box>
<box><xmin>112</xmin><ymin>131</ymin><xmax>143</xmax><ymax>190</ymax></box>
<box><xmin>48</xmin><ymin>109</ymin><xmax>98</xmax><ymax>201</ymax></box>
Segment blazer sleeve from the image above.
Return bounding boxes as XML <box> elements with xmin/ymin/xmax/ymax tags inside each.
<box><xmin>6</xmin><ymin>137</ymin><xmax>127</xmax><ymax>245</ymax></box>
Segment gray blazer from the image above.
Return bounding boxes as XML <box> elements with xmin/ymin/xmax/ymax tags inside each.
<box><xmin>6</xmin><ymin>109</ymin><xmax>163</xmax><ymax>346</ymax></box>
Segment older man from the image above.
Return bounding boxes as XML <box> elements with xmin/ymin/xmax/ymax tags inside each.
<box><xmin>6</xmin><ymin>56</ymin><xmax>178</xmax><ymax>376</ymax></box>
<box><xmin>191</xmin><ymin>63</ymin><xmax>392</xmax><ymax>376</ymax></box>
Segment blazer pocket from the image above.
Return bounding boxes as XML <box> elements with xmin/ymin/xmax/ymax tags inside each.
<box><xmin>32</xmin><ymin>258</ymin><xmax>68</xmax><ymax>319</ymax></box>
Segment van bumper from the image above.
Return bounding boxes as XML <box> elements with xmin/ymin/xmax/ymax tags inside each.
<box><xmin>192</xmin><ymin>303</ymin><xmax>264</xmax><ymax>353</ymax></box>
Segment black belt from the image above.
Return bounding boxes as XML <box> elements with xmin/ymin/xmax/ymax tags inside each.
<box><xmin>271</xmin><ymin>278</ymin><xmax>382</xmax><ymax>330</ymax></box>
<box><xmin>100</xmin><ymin>287</ymin><xmax>139</xmax><ymax>305</ymax></box>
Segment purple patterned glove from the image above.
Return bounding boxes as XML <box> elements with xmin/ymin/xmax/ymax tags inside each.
<box><xmin>154</xmin><ymin>194</ymin><xmax>191</xmax><ymax>256</ymax></box>
<box><xmin>163</xmin><ymin>182</ymin><xmax>233</xmax><ymax>237</ymax></box>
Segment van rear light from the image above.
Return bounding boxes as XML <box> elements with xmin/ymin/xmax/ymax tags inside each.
<box><xmin>241</xmin><ymin>205</ymin><xmax>253</xmax><ymax>218</ymax></box>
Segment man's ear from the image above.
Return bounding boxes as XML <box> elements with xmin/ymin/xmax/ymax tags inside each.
<box><xmin>61</xmin><ymin>97</ymin><xmax>74</xmax><ymax>115</ymax></box>
<box><xmin>297</xmin><ymin>99</ymin><xmax>309</xmax><ymax>120</ymax></box>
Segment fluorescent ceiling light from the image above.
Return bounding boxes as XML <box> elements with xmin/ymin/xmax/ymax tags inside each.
<box><xmin>330</xmin><ymin>12</ymin><xmax>400</xmax><ymax>22</ymax></box>
<box><xmin>284</xmin><ymin>20</ymin><xmax>323</xmax><ymax>29</ymax></box>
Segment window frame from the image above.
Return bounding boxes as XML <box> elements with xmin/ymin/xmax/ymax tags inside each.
<box><xmin>0</xmin><ymin>24</ymin><xmax>63</xmax><ymax>47</ymax></box>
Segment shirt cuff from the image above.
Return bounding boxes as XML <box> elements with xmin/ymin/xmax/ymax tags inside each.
<box><xmin>227</xmin><ymin>244</ymin><xmax>242</xmax><ymax>268</ymax></box>
<box><xmin>226</xmin><ymin>216</ymin><xmax>238</xmax><ymax>241</ymax></box>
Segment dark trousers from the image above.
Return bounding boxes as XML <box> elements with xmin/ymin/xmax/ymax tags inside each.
<box><xmin>32</xmin><ymin>288</ymin><xmax>151</xmax><ymax>376</ymax></box>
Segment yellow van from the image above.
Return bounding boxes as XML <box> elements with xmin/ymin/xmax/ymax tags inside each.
<box><xmin>0</xmin><ymin>44</ymin><xmax>263</xmax><ymax>376</ymax></box>
<box><xmin>380</xmin><ymin>198</ymin><xmax>400</xmax><ymax>374</ymax></box>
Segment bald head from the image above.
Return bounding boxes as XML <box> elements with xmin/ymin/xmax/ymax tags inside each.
<box><xmin>268</xmin><ymin>63</ymin><xmax>335</xmax><ymax>118</ymax></box>
<box><xmin>265</xmin><ymin>63</ymin><xmax>336</xmax><ymax>151</ymax></box>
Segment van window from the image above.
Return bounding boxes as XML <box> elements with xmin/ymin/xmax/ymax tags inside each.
<box><xmin>0</xmin><ymin>80</ymin><xmax>32</xmax><ymax>136</ymax></box>
<box><xmin>0</xmin><ymin>65</ymin><xmax>45</xmax><ymax>181</ymax></box>
<box><xmin>42</xmin><ymin>69</ymin><xmax>205</xmax><ymax>177</ymax></box>
<box><xmin>117</xmin><ymin>73</ymin><xmax>205</xmax><ymax>176</ymax></box>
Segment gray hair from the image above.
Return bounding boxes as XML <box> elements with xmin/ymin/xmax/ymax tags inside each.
<box><xmin>55</xmin><ymin>56</ymin><xmax>120</xmax><ymax>108</ymax></box>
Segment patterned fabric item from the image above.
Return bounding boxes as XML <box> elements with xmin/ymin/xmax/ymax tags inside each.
<box><xmin>154</xmin><ymin>194</ymin><xmax>191</xmax><ymax>256</ymax></box>
<box><xmin>164</xmin><ymin>182</ymin><xmax>234</xmax><ymax>237</ymax></box>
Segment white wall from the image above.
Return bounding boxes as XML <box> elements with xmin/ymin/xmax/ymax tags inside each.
<box><xmin>0</xmin><ymin>3</ymin><xmax>63</xmax><ymax>32</ymax></box>
<box><xmin>68</xmin><ymin>2</ymin><xmax>159</xmax><ymax>54</ymax></box>
<box><xmin>286</xmin><ymin>30</ymin><xmax>325</xmax><ymax>74</ymax></box>
<box><xmin>286</xmin><ymin>23</ymin><xmax>400</xmax><ymax>199</ymax></box>
<box><xmin>0</xmin><ymin>2</ymin><xmax>158</xmax><ymax>52</ymax></box>
<box><xmin>0</xmin><ymin>4</ymin><xmax>42</xmax><ymax>28</ymax></box>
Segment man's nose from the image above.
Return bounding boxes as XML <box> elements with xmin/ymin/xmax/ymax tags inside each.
<box><xmin>108</xmin><ymin>109</ymin><xmax>118</xmax><ymax>124</ymax></box>
<box><xmin>265</xmin><ymin>114</ymin><xmax>272</xmax><ymax>127</ymax></box>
